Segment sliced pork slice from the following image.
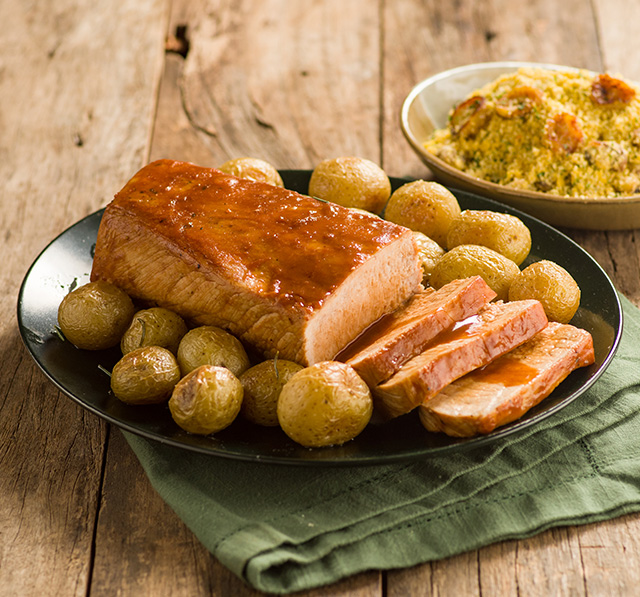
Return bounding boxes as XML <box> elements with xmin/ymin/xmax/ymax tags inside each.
<box><xmin>338</xmin><ymin>276</ymin><xmax>496</xmax><ymax>386</ymax></box>
<box><xmin>373</xmin><ymin>299</ymin><xmax>548</xmax><ymax>418</ymax></box>
<box><xmin>419</xmin><ymin>322</ymin><xmax>595</xmax><ymax>437</ymax></box>
<box><xmin>90</xmin><ymin>160</ymin><xmax>422</xmax><ymax>365</ymax></box>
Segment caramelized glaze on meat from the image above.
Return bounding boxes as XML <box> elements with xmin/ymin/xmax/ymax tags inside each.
<box><xmin>106</xmin><ymin>160</ymin><xmax>410</xmax><ymax>312</ymax></box>
<box><xmin>420</xmin><ymin>322</ymin><xmax>594</xmax><ymax>436</ymax></box>
<box><xmin>372</xmin><ymin>299</ymin><xmax>548</xmax><ymax>418</ymax></box>
<box><xmin>91</xmin><ymin>160</ymin><xmax>422</xmax><ymax>364</ymax></box>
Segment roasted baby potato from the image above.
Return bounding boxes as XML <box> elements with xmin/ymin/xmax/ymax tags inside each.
<box><xmin>509</xmin><ymin>260</ymin><xmax>581</xmax><ymax>323</ymax></box>
<box><xmin>446</xmin><ymin>209</ymin><xmax>532</xmax><ymax>265</ymax></box>
<box><xmin>177</xmin><ymin>326</ymin><xmax>250</xmax><ymax>377</ymax></box>
<box><xmin>57</xmin><ymin>280</ymin><xmax>135</xmax><ymax>350</ymax></box>
<box><xmin>308</xmin><ymin>156</ymin><xmax>392</xmax><ymax>214</ymax></box>
<box><xmin>169</xmin><ymin>365</ymin><xmax>244</xmax><ymax>435</ymax></box>
<box><xmin>110</xmin><ymin>346</ymin><xmax>181</xmax><ymax>404</ymax></box>
<box><xmin>384</xmin><ymin>180</ymin><xmax>461</xmax><ymax>247</ymax></box>
<box><xmin>430</xmin><ymin>244</ymin><xmax>520</xmax><ymax>301</ymax></box>
<box><xmin>239</xmin><ymin>359</ymin><xmax>304</xmax><ymax>426</ymax></box>
<box><xmin>277</xmin><ymin>361</ymin><xmax>373</xmax><ymax>448</ymax></box>
<box><xmin>217</xmin><ymin>157</ymin><xmax>284</xmax><ymax>187</ymax></box>
<box><xmin>121</xmin><ymin>307</ymin><xmax>188</xmax><ymax>355</ymax></box>
<box><xmin>412</xmin><ymin>231</ymin><xmax>445</xmax><ymax>283</ymax></box>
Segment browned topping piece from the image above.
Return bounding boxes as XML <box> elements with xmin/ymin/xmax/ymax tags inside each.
<box><xmin>495</xmin><ymin>86</ymin><xmax>544</xmax><ymax>118</ymax></box>
<box><xmin>372</xmin><ymin>299</ymin><xmax>549</xmax><ymax>419</ymax></box>
<box><xmin>449</xmin><ymin>95</ymin><xmax>492</xmax><ymax>138</ymax></box>
<box><xmin>419</xmin><ymin>322</ymin><xmax>595</xmax><ymax>437</ymax></box>
<box><xmin>584</xmin><ymin>140</ymin><xmax>628</xmax><ymax>172</ymax></box>
<box><xmin>591</xmin><ymin>73</ymin><xmax>636</xmax><ymax>106</ymax></box>
<box><xmin>544</xmin><ymin>112</ymin><xmax>584</xmax><ymax>153</ymax></box>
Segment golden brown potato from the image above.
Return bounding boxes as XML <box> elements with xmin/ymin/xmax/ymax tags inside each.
<box><xmin>384</xmin><ymin>180</ymin><xmax>461</xmax><ymax>247</ymax></box>
<box><xmin>308</xmin><ymin>156</ymin><xmax>391</xmax><ymax>214</ymax></box>
<box><xmin>57</xmin><ymin>280</ymin><xmax>135</xmax><ymax>350</ymax></box>
<box><xmin>217</xmin><ymin>157</ymin><xmax>284</xmax><ymax>187</ymax></box>
<box><xmin>412</xmin><ymin>231</ymin><xmax>445</xmax><ymax>284</ymax></box>
<box><xmin>277</xmin><ymin>361</ymin><xmax>373</xmax><ymax>448</ymax></box>
<box><xmin>239</xmin><ymin>359</ymin><xmax>304</xmax><ymax>426</ymax></box>
<box><xmin>430</xmin><ymin>244</ymin><xmax>520</xmax><ymax>301</ymax></box>
<box><xmin>508</xmin><ymin>260</ymin><xmax>581</xmax><ymax>323</ymax></box>
<box><xmin>169</xmin><ymin>365</ymin><xmax>243</xmax><ymax>435</ymax></box>
<box><xmin>121</xmin><ymin>307</ymin><xmax>188</xmax><ymax>355</ymax></box>
<box><xmin>111</xmin><ymin>346</ymin><xmax>181</xmax><ymax>404</ymax></box>
<box><xmin>177</xmin><ymin>326</ymin><xmax>250</xmax><ymax>377</ymax></box>
<box><xmin>446</xmin><ymin>210</ymin><xmax>532</xmax><ymax>265</ymax></box>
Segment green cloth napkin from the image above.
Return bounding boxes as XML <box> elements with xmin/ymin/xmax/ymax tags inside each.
<box><xmin>124</xmin><ymin>293</ymin><xmax>640</xmax><ymax>595</ymax></box>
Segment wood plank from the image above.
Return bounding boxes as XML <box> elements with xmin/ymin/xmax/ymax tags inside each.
<box><xmin>0</xmin><ymin>0</ymin><xmax>169</xmax><ymax>594</ymax></box>
<box><xmin>477</xmin><ymin>541</ymin><xmax>518</xmax><ymax>595</ymax></box>
<box><xmin>166</xmin><ymin>0</ymin><xmax>383</xmax><ymax>170</ymax></box>
<box><xmin>90</xmin><ymin>429</ymin><xmax>260</xmax><ymax>597</ymax></box>
<box><xmin>512</xmin><ymin>528</ymin><xmax>586</xmax><ymax>596</ymax></box>
<box><xmin>0</xmin><ymin>371</ymin><xmax>106</xmax><ymax>596</ymax></box>
<box><xmin>593</xmin><ymin>0</ymin><xmax>640</xmax><ymax>81</ymax></box>
<box><xmin>150</xmin><ymin>53</ymin><xmax>216</xmax><ymax>166</ymax></box>
<box><xmin>575</xmin><ymin>514</ymin><xmax>640</xmax><ymax>596</ymax></box>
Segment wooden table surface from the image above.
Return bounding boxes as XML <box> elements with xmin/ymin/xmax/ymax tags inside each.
<box><xmin>4</xmin><ymin>0</ymin><xmax>640</xmax><ymax>595</ymax></box>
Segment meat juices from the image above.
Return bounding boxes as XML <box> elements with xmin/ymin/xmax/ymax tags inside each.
<box><xmin>339</xmin><ymin>276</ymin><xmax>497</xmax><ymax>386</ymax></box>
<box><xmin>373</xmin><ymin>299</ymin><xmax>549</xmax><ymax>419</ymax></box>
<box><xmin>419</xmin><ymin>322</ymin><xmax>595</xmax><ymax>436</ymax></box>
<box><xmin>90</xmin><ymin>160</ymin><xmax>422</xmax><ymax>365</ymax></box>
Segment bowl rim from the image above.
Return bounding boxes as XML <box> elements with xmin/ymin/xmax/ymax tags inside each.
<box><xmin>400</xmin><ymin>60</ymin><xmax>640</xmax><ymax>208</ymax></box>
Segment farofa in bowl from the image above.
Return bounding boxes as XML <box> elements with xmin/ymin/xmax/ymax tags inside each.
<box><xmin>424</xmin><ymin>67</ymin><xmax>640</xmax><ymax>198</ymax></box>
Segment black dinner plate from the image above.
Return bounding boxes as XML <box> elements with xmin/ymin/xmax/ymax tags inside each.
<box><xmin>17</xmin><ymin>170</ymin><xmax>623</xmax><ymax>466</ymax></box>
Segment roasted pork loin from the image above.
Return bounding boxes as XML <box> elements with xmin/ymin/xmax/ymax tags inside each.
<box><xmin>419</xmin><ymin>322</ymin><xmax>595</xmax><ymax>436</ymax></box>
<box><xmin>338</xmin><ymin>276</ymin><xmax>496</xmax><ymax>386</ymax></box>
<box><xmin>373</xmin><ymin>299</ymin><xmax>549</xmax><ymax>418</ymax></box>
<box><xmin>90</xmin><ymin>160</ymin><xmax>422</xmax><ymax>365</ymax></box>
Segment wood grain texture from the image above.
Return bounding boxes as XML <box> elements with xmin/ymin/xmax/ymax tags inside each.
<box><xmin>90</xmin><ymin>430</ymin><xmax>232</xmax><ymax>597</ymax></box>
<box><xmin>0</xmin><ymin>0</ymin><xmax>169</xmax><ymax>595</ymax></box>
<box><xmin>170</xmin><ymin>0</ymin><xmax>383</xmax><ymax>169</ymax></box>
<box><xmin>576</xmin><ymin>515</ymin><xmax>640</xmax><ymax>595</ymax></box>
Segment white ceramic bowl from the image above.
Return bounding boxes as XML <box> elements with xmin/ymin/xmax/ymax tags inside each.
<box><xmin>401</xmin><ymin>61</ymin><xmax>640</xmax><ymax>230</ymax></box>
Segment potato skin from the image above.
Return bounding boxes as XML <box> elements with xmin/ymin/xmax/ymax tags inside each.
<box><xmin>217</xmin><ymin>157</ymin><xmax>284</xmax><ymax>187</ymax></box>
<box><xmin>447</xmin><ymin>209</ymin><xmax>532</xmax><ymax>265</ymax></box>
<box><xmin>508</xmin><ymin>260</ymin><xmax>581</xmax><ymax>323</ymax></box>
<box><xmin>177</xmin><ymin>326</ymin><xmax>250</xmax><ymax>377</ymax></box>
<box><xmin>57</xmin><ymin>280</ymin><xmax>135</xmax><ymax>350</ymax></box>
<box><xmin>412</xmin><ymin>231</ymin><xmax>445</xmax><ymax>283</ymax></box>
<box><xmin>239</xmin><ymin>359</ymin><xmax>304</xmax><ymax>426</ymax></box>
<box><xmin>169</xmin><ymin>365</ymin><xmax>243</xmax><ymax>435</ymax></box>
<box><xmin>277</xmin><ymin>362</ymin><xmax>373</xmax><ymax>447</ymax></box>
<box><xmin>384</xmin><ymin>180</ymin><xmax>461</xmax><ymax>247</ymax></box>
<box><xmin>111</xmin><ymin>346</ymin><xmax>181</xmax><ymax>404</ymax></box>
<box><xmin>308</xmin><ymin>156</ymin><xmax>391</xmax><ymax>214</ymax></box>
<box><xmin>121</xmin><ymin>307</ymin><xmax>188</xmax><ymax>355</ymax></box>
<box><xmin>429</xmin><ymin>244</ymin><xmax>520</xmax><ymax>301</ymax></box>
